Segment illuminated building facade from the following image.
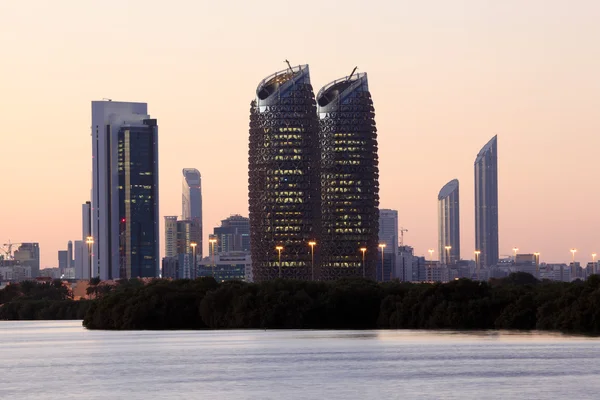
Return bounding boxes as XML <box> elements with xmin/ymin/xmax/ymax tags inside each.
<box><xmin>438</xmin><ymin>179</ymin><xmax>460</xmax><ymax>265</ymax></box>
<box><xmin>474</xmin><ymin>135</ymin><xmax>498</xmax><ymax>268</ymax></box>
<box><xmin>248</xmin><ymin>64</ymin><xmax>320</xmax><ymax>281</ymax></box>
<box><xmin>317</xmin><ymin>72</ymin><xmax>379</xmax><ymax>280</ymax></box>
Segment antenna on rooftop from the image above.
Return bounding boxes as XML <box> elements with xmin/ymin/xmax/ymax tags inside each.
<box><xmin>102</xmin><ymin>98</ymin><xmax>112</xmax><ymax>101</ymax></box>
<box><xmin>284</xmin><ymin>59</ymin><xmax>293</xmax><ymax>73</ymax></box>
<box><xmin>346</xmin><ymin>66</ymin><xmax>358</xmax><ymax>82</ymax></box>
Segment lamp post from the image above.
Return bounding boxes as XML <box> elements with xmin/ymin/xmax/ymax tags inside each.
<box><xmin>444</xmin><ymin>245</ymin><xmax>452</xmax><ymax>266</ymax></box>
<box><xmin>512</xmin><ymin>247</ymin><xmax>519</xmax><ymax>259</ymax></box>
<box><xmin>474</xmin><ymin>250</ymin><xmax>481</xmax><ymax>280</ymax></box>
<box><xmin>533</xmin><ymin>252</ymin><xmax>540</xmax><ymax>278</ymax></box>
<box><xmin>276</xmin><ymin>245</ymin><xmax>284</xmax><ymax>279</ymax></box>
<box><xmin>570</xmin><ymin>248</ymin><xmax>577</xmax><ymax>280</ymax></box>
<box><xmin>308</xmin><ymin>241</ymin><xmax>316</xmax><ymax>281</ymax></box>
<box><xmin>209</xmin><ymin>238</ymin><xmax>217</xmax><ymax>278</ymax></box>
<box><xmin>593</xmin><ymin>253</ymin><xmax>597</xmax><ymax>275</ymax></box>
<box><xmin>360</xmin><ymin>247</ymin><xmax>367</xmax><ymax>278</ymax></box>
<box><xmin>428</xmin><ymin>249</ymin><xmax>434</xmax><ymax>260</ymax></box>
<box><xmin>190</xmin><ymin>242</ymin><xmax>197</xmax><ymax>279</ymax></box>
<box><xmin>378</xmin><ymin>244</ymin><xmax>386</xmax><ymax>282</ymax></box>
<box><xmin>86</xmin><ymin>236</ymin><xmax>94</xmax><ymax>278</ymax></box>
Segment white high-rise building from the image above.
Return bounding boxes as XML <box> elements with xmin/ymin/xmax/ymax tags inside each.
<box><xmin>164</xmin><ymin>216</ymin><xmax>178</xmax><ymax>258</ymax></box>
<box><xmin>182</xmin><ymin>168</ymin><xmax>202</xmax><ymax>258</ymax></box>
<box><xmin>91</xmin><ymin>100</ymin><xmax>159</xmax><ymax>280</ymax></box>
<box><xmin>74</xmin><ymin>240</ymin><xmax>86</xmax><ymax>279</ymax></box>
<box><xmin>82</xmin><ymin>201</ymin><xmax>91</xmax><ymax>279</ymax></box>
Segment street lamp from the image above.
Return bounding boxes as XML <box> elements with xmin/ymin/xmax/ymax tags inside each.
<box><xmin>190</xmin><ymin>242</ymin><xmax>197</xmax><ymax>279</ymax></box>
<box><xmin>512</xmin><ymin>247</ymin><xmax>519</xmax><ymax>259</ymax></box>
<box><xmin>378</xmin><ymin>244</ymin><xmax>386</xmax><ymax>282</ymax></box>
<box><xmin>428</xmin><ymin>249</ymin><xmax>434</xmax><ymax>260</ymax></box>
<box><xmin>570</xmin><ymin>249</ymin><xmax>577</xmax><ymax>280</ymax></box>
<box><xmin>209</xmin><ymin>238</ymin><xmax>217</xmax><ymax>278</ymax></box>
<box><xmin>444</xmin><ymin>245</ymin><xmax>452</xmax><ymax>266</ymax></box>
<box><xmin>86</xmin><ymin>236</ymin><xmax>94</xmax><ymax>278</ymax></box>
<box><xmin>474</xmin><ymin>250</ymin><xmax>481</xmax><ymax>280</ymax></box>
<box><xmin>276</xmin><ymin>245</ymin><xmax>284</xmax><ymax>278</ymax></box>
<box><xmin>534</xmin><ymin>252</ymin><xmax>540</xmax><ymax>277</ymax></box>
<box><xmin>308</xmin><ymin>241</ymin><xmax>316</xmax><ymax>281</ymax></box>
<box><xmin>360</xmin><ymin>247</ymin><xmax>367</xmax><ymax>278</ymax></box>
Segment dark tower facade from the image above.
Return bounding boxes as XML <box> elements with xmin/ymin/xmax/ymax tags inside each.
<box><xmin>248</xmin><ymin>65</ymin><xmax>320</xmax><ymax>281</ymax></box>
<box><xmin>474</xmin><ymin>135</ymin><xmax>498</xmax><ymax>268</ymax></box>
<box><xmin>317</xmin><ymin>72</ymin><xmax>379</xmax><ymax>280</ymax></box>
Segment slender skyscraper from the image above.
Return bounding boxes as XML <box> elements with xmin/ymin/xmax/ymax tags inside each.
<box><xmin>317</xmin><ymin>71</ymin><xmax>379</xmax><ymax>280</ymax></box>
<box><xmin>181</xmin><ymin>168</ymin><xmax>202</xmax><ymax>258</ymax></box>
<box><xmin>474</xmin><ymin>135</ymin><xmax>499</xmax><ymax>268</ymax></box>
<box><xmin>67</xmin><ymin>241</ymin><xmax>73</xmax><ymax>268</ymax></box>
<box><xmin>378</xmin><ymin>209</ymin><xmax>398</xmax><ymax>281</ymax></box>
<box><xmin>248</xmin><ymin>64</ymin><xmax>320</xmax><ymax>281</ymax></box>
<box><xmin>82</xmin><ymin>201</ymin><xmax>91</xmax><ymax>279</ymax></box>
<box><xmin>438</xmin><ymin>179</ymin><xmax>460</xmax><ymax>265</ymax></box>
<box><xmin>91</xmin><ymin>100</ymin><xmax>159</xmax><ymax>279</ymax></box>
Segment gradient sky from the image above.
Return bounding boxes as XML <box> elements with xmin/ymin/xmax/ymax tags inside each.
<box><xmin>1</xmin><ymin>0</ymin><xmax>599</xmax><ymax>268</ymax></box>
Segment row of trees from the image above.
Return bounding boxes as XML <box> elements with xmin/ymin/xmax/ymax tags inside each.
<box><xmin>81</xmin><ymin>273</ymin><xmax>600</xmax><ymax>334</ymax></box>
<box><xmin>4</xmin><ymin>273</ymin><xmax>600</xmax><ymax>334</ymax></box>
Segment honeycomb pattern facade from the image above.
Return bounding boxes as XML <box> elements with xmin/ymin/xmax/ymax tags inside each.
<box><xmin>317</xmin><ymin>73</ymin><xmax>379</xmax><ymax>280</ymax></box>
<box><xmin>248</xmin><ymin>65</ymin><xmax>321</xmax><ymax>281</ymax></box>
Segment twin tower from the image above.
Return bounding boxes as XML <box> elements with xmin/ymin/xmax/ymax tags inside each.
<box><xmin>248</xmin><ymin>64</ymin><xmax>379</xmax><ymax>281</ymax></box>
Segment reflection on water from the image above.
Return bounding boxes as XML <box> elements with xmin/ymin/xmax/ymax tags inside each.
<box><xmin>1</xmin><ymin>321</ymin><xmax>599</xmax><ymax>400</ymax></box>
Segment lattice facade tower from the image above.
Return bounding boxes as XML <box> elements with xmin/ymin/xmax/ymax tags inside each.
<box><xmin>317</xmin><ymin>72</ymin><xmax>379</xmax><ymax>280</ymax></box>
<box><xmin>249</xmin><ymin>65</ymin><xmax>321</xmax><ymax>281</ymax></box>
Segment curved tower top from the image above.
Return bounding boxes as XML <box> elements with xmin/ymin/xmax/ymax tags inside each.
<box><xmin>317</xmin><ymin>72</ymin><xmax>369</xmax><ymax>112</ymax></box>
<box><xmin>475</xmin><ymin>135</ymin><xmax>497</xmax><ymax>164</ymax></box>
<box><xmin>438</xmin><ymin>179</ymin><xmax>459</xmax><ymax>200</ymax></box>
<box><xmin>256</xmin><ymin>64</ymin><xmax>311</xmax><ymax>107</ymax></box>
<box><xmin>182</xmin><ymin>168</ymin><xmax>201</xmax><ymax>188</ymax></box>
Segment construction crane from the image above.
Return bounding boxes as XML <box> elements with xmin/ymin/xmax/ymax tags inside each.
<box><xmin>1</xmin><ymin>241</ymin><xmax>22</xmax><ymax>260</ymax></box>
<box><xmin>399</xmin><ymin>228</ymin><xmax>408</xmax><ymax>246</ymax></box>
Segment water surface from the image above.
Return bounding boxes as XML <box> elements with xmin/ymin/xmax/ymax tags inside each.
<box><xmin>1</xmin><ymin>321</ymin><xmax>599</xmax><ymax>399</ymax></box>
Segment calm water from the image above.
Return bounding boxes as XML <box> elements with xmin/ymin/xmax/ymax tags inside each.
<box><xmin>1</xmin><ymin>321</ymin><xmax>600</xmax><ymax>399</ymax></box>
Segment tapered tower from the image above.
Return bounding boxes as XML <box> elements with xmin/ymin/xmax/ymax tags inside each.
<box><xmin>248</xmin><ymin>64</ymin><xmax>320</xmax><ymax>281</ymax></box>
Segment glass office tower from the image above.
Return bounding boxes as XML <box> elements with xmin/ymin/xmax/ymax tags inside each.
<box><xmin>317</xmin><ymin>72</ymin><xmax>380</xmax><ymax>280</ymax></box>
<box><xmin>248</xmin><ymin>64</ymin><xmax>320</xmax><ymax>281</ymax></box>
<box><xmin>438</xmin><ymin>179</ymin><xmax>460</xmax><ymax>265</ymax></box>
<box><xmin>117</xmin><ymin>118</ymin><xmax>159</xmax><ymax>278</ymax></box>
<box><xmin>474</xmin><ymin>135</ymin><xmax>498</xmax><ymax>268</ymax></box>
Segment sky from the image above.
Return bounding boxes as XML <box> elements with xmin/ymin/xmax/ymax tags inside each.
<box><xmin>1</xmin><ymin>0</ymin><xmax>599</xmax><ymax>268</ymax></box>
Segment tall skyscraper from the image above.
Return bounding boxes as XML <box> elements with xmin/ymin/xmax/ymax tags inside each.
<box><xmin>164</xmin><ymin>216</ymin><xmax>178</xmax><ymax>258</ymax></box>
<box><xmin>91</xmin><ymin>100</ymin><xmax>159</xmax><ymax>280</ymax></box>
<box><xmin>438</xmin><ymin>179</ymin><xmax>460</xmax><ymax>265</ymax></box>
<box><xmin>378</xmin><ymin>209</ymin><xmax>398</xmax><ymax>281</ymax></box>
<box><xmin>181</xmin><ymin>168</ymin><xmax>203</xmax><ymax>258</ymax></box>
<box><xmin>317</xmin><ymin>71</ymin><xmax>379</xmax><ymax>280</ymax></box>
<box><xmin>213</xmin><ymin>214</ymin><xmax>250</xmax><ymax>254</ymax></box>
<box><xmin>82</xmin><ymin>201</ymin><xmax>91</xmax><ymax>279</ymax></box>
<box><xmin>67</xmin><ymin>241</ymin><xmax>73</xmax><ymax>268</ymax></box>
<box><xmin>58</xmin><ymin>250</ymin><xmax>68</xmax><ymax>272</ymax></box>
<box><xmin>248</xmin><ymin>64</ymin><xmax>320</xmax><ymax>281</ymax></box>
<box><xmin>474</xmin><ymin>135</ymin><xmax>499</xmax><ymax>268</ymax></box>
<box><xmin>74</xmin><ymin>240</ymin><xmax>86</xmax><ymax>279</ymax></box>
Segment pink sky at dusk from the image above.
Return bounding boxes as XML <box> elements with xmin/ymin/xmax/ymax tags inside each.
<box><xmin>1</xmin><ymin>0</ymin><xmax>599</xmax><ymax>268</ymax></box>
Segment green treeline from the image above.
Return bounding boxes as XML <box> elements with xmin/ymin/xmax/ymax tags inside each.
<box><xmin>82</xmin><ymin>273</ymin><xmax>600</xmax><ymax>334</ymax></box>
<box><xmin>3</xmin><ymin>273</ymin><xmax>600</xmax><ymax>334</ymax></box>
<box><xmin>0</xmin><ymin>280</ymin><xmax>92</xmax><ymax>320</ymax></box>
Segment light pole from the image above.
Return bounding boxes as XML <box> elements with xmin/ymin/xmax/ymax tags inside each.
<box><xmin>512</xmin><ymin>247</ymin><xmax>519</xmax><ymax>260</ymax></box>
<box><xmin>570</xmin><ymin>248</ymin><xmax>577</xmax><ymax>280</ymax></box>
<box><xmin>593</xmin><ymin>253</ymin><xmax>597</xmax><ymax>275</ymax></box>
<box><xmin>378</xmin><ymin>244</ymin><xmax>386</xmax><ymax>282</ymax></box>
<box><xmin>276</xmin><ymin>245</ymin><xmax>284</xmax><ymax>278</ymax></box>
<box><xmin>444</xmin><ymin>245</ymin><xmax>452</xmax><ymax>266</ymax></box>
<box><xmin>534</xmin><ymin>252</ymin><xmax>540</xmax><ymax>278</ymax></box>
<box><xmin>360</xmin><ymin>247</ymin><xmax>367</xmax><ymax>278</ymax></box>
<box><xmin>308</xmin><ymin>241</ymin><xmax>316</xmax><ymax>281</ymax></box>
<box><xmin>86</xmin><ymin>236</ymin><xmax>94</xmax><ymax>278</ymax></box>
<box><xmin>209</xmin><ymin>238</ymin><xmax>217</xmax><ymax>278</ymax></box>
<box><xmin>474</xmin><ymin>250</ymin><xmax>481</xmax><ymax>280</ymax></box>
<box><xmin>190</xmin><ymin>242</ymin><xmax>197</xmax><ymax>279</ymax></box>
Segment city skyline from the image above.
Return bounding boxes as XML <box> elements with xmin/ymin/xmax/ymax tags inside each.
<box><xmin>2</xmin><ymin>1</ymin><xmax>600</xmax><ymax>267</ymax></box>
